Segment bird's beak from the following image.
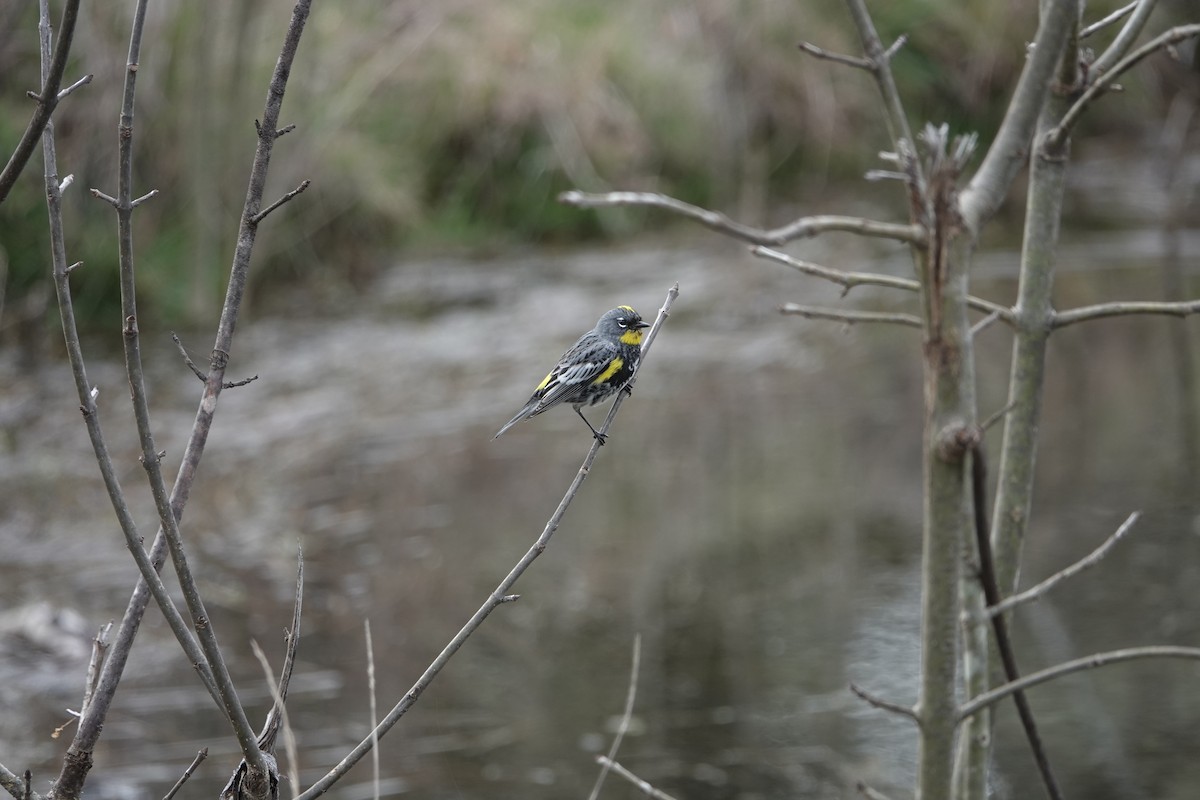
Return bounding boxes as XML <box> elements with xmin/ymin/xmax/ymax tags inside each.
<box><xmin>635</xmin><ymin>320</ymin><xmax>650</xmax><ymax>329</ymax></box>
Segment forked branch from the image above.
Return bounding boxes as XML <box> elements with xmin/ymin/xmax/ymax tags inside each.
<box><xmin>0</xmin><ymin>0</ymin><xmax>83</xmax><ymax>206</ymax></box>
<box><xmin>1046</xmin><ymin>24</ymin><xmax>1200</xmax><ymax>150</ymax></box>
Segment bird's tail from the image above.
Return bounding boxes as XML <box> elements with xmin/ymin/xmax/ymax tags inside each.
<box><xmin>493</xmin><ymin>403</ymin><xmax>535</xmax><ymax>440</ymax></box>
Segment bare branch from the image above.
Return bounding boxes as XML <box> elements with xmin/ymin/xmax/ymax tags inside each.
<box><xmin>881</xmin><ymin>33</ymin><xmax>910</xmax><ymax>63</ymax></box>
<box><xmin>987</xmin><ymin>512</ymin><xmax>1140</xmax><ymax>618</ymax></box>
<box><xmin>979</xmin><ymin>400</ymin><xmax>1017</xmax><ymax>434</ymax></box>
<box><xmin>171</xmin><ymin>0</ymin><xmax>314</xmax><ymax>524</ymax></box>
<box><xmin>1051</xmin><ymin>297</ymin><xmax>1200</xmax><ymax>328</ymax></box>
<box><xmin>162</xmin><ymin>749</ymin><xmax>207</xmax><ymax>800</ymax></box>
<box><xmin>1047</xmin><ymin>24</ymin><xmax>1200</xmax><ymax>150</ymax></box>
<box><xmin>781</xmin><ymin>302</ymin><xmax>923</xmax><ymax>328</ymax></box>
<box><xmin>558</xmin><ymin>190</ymin><xmax>926</xmax><ymax>246</ymax></box>
<box><xmin>843</xmin><ymin>0</ymin><xmax>920</xmax><ymax>176</ymax></box>
<box><xmin>294</xmin><ymin>285</ymin><xmax>678</xmax><ymax>800</ymax></box>
<box><xmin>80</xmin><ymin>622</ymin><xmax>113</xmax><ymax>719</ymax></box>
<box><xmin>131</xmin><ymin>188</ymin><xmax>158</xmax><ymax>208</ymax></box>
<box><xmin>1090</xmin><ymin>0</ymin><xmax>1159</xmax><ymax>72</ymax></box>
<box><xmin>1080</xmin><ymin>1</ymin><xmax>1139</xmax><ymax>41</ymax></box>
<box><xmin>172</xmin><ymin>332</ymin><xmax>259</xmax><ymax>388</ymax></box>
<box><xmin>594</xmin><ymin>757</ymin><xmax>680</xmax><ymax>800</ymax></box>
<box><xmin>250</xmin><ymin>641</ymin><xmax>298</xmax><ymax>793</ymax></box>
<box><xmin>365</xmin><ymin>620</ymin><xmax>380</xmax><ymax>800</ymax></box>
<box><xmin>0</xmin><ymin>764</ymin><xmax>38</xmax><ymax>800</ymax></box>
<box><xmin>959</xmin><ymin>0</ymin><xmax>1081</xmax><ymax>233</ymax></box>
<box><xmin>100</xmin><ymin>0</ymin><xmax>269</xmax><ymax>777</ymax></box>
<box><xmin>89</xmin><ymin>187</ymin><xmax>118</xmax><ymax>207</ymax></box>
<box><xmin>797</xmin><ymin>39</ymin><xmax>874</xmax><ymax>71</ymax></box>
<box><xmin>56</xmin><ymin>73</ymin><xmax>92</xmax><ymax>101</ymax></box>
<box><xmin>959</xmin><ymin>646</ymin><xmax>1200</xmax><ymax>721</ymax></box>
<box><xmin>37</xmin><ymin>8</ymin><xmax>227</xmax><ymax>800</ymax></box>
<box><xmin>251</xmin><ymin>178</ymin><xmax>311</xmax><ymax>224</ymax></box>
<box><xmin>172</xmin><ymin>332</ymin><xmax>207</xmax><ymax>381</ymax></box>
<box><xmin>970</xmin><ymin>310</ymin><xmax>1003</xmax><ymax>337</ymax></box>
<box><xmin>753</xmin><ymin>245</ymin><xmax>1014</xmax><ymax>321</ymax></box>
<box><xmin>587</xmin><ymin>635</ymin><xmax>642</xmax><ymax>800</ymax></box>
<box><xmin>849</xmin><ymin>682</ymin><xmax>920</xmax><ymax>723</ymax></box>
<box><xmin>0</xmin><ymin>0</ymin><xmax>82</xmax><ymax>206</ymax></box>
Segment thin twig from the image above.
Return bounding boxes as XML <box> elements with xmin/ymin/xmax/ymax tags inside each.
<box><xmin>849</xmin><ymin>682</ymin><xmax>920</xmax><ymax>723</ymax></box>
<box><xmin>970</xmin><ymin>310</ymin><xmax>1002</xmax><ymax>337</ymax></box>
<box><xmin>1080</xmin><ymin>1</ymin><xmax>1139</xmax><ymax>40</ymax></box>
<box><xmin>797</xmin><ymin>40</ymin><xmax>874</xmax><ymax>71</ymax></box>
<box><xmin>558</xmin><ymin>190</ymin><xmax>926</xmax><ymax>246</ymax></box>
<box><xmin>171</xmin><ymin>332</ymin><xmax>259</xmax><ymax>388</ymax></box>
<box><xmin>1047</xmin><ymin>24</ymin><xmax>1200</xmax><ymax>150</ymax></box>
<box><xmin>172</xmin><ymin>332</ymin><xmax>207</xmax><ymax>380</ymax></box>
<box><xmin>979</xmin><ymin>400</ymin><xmax>1017</xmax><ymax>434</ymax></box>
<box><xmin>969</xmin><ymin>443</ymin><xmax>1064</xmax><ymax>800</ymax></box>
<box><xmin>0</xmin><ymin>0</ymin><xmax>82</xmax><ymax>206</ymax></box>
<box><xmin>987</xmin><ymin>512</ymin><xmax>1140</xmax><ymax>618</ymax></box>
<box><xmin>594</xmin><ymin>757</ymin><xmax>680</xmax><ymax>800</ymax></box>
<box><xmin>250</xmin><ymin>641</ymin><xmax>299</xmax><ymax>794</ymax></box>
<box><xmin>0</xmin><ymin>763</ymin><xmax>36</xmax><ymax>800</ymax></box>
<box><xmin>1090</xmin><ymin>0</ymin><xmax>1160</xmax><ymax>74</ymax></box>
<box><xmin>55</xmin><ymin>73</ymin><xmax>92</xmax><ymax>101</ymax></box>
<box><xmin>753</xmin><ymin>246</ymin><xmax>1013</xmax><ymax>322</ymax></box>
<box><xmin>162</xmin><ymin>749</ymin><xmax>208</xmax><ymax>800</ymax></box>
<box><xmin>1051</xmin><ymin>298</ymin><xmax>1200</xmax><ymax>328</ymax></box>
<box><xmin>130</xmin><ymin>188</ymin><xmax>158</xmax><ymax>208</ymax></box>
<box><xmin>294</xmin><ymin>284</ymin><xmax>678</xmax><ymax>800</ymax></box>
<box><xmin>255</xmin><ymin>550</ymin><xmax>304</xmax><ymax>755</ymax></box>
<box><xmin>251</xmin><ymin>178</ymin><xmax>311</xmax><ymax>224</ymax></box>
<box><xmin>365</xmin><ymin>620</ymin><xmax>380</xmax><ymax>800</ymax></box>
<box><xmin>587</xmin><ymin>635</ymin><xmax>642</xmax><ymax>800</ymax></box>
<box><xmin>80</xmin><ymin>622</ymin><xmax>113</xmax><ymax>718</ymax></box>
<box><xmin>959</xmin><ymin>646</ymin><xmax>1200</xmax><ymax>721</ymax></box>
<box><xmin>781</xmin><ymin>302</ymin><xmax>923</xmax><ymax>328</ymax></box>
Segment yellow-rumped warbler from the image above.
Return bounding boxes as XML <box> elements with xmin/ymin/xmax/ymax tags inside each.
<box><xmin>494</xmin><ymin>305</ymin><xmax>650</xmax><ymax>444</ymax></box>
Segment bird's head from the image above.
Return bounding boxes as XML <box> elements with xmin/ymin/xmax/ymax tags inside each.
<box><xmin>597</xmin><ymin>305</ymin><xmax>650</xmax><ymax>346</ymax></box>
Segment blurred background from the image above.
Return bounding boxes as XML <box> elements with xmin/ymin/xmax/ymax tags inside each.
<box><xmin>1</xmin><ymin>0</ymin><xmax>1199</xmax><ymax>798</ymax></box>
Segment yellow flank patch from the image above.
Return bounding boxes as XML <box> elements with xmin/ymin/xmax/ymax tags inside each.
<box><xmin>592</xmin><ymin>357</ymin><xmax>624</xmax><ymax>385</ymax></box>
<box><xmin>536</xmin><ymin>371</ymin><xmax>554</xmax><ymax>391</ymax></box>
<box><xmin>619</xmin><ymin>329</ymin><xmax>644</xmax><ymax>346</ymax></box>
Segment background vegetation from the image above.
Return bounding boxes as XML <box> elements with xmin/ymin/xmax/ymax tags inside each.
<box><xmin>1</xmin><ymin>0</ymin><xmax>1194</xmax><ymax>336</ymax></box>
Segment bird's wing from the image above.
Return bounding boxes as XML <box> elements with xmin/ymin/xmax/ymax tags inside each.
<box><xmin>531</xmin><ymin>339</ymin><xmax>614</xmax><ymax>412</ymax></box>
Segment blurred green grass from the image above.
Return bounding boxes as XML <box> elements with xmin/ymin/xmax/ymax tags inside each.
<box><xmin>0</xmin><ymin>0</ymin><xmax>1189</xmax><ymax>335</ymax></box>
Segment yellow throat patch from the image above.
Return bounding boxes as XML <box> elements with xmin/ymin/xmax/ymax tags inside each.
<box><xmin>619</xmin><ymin>329</ymin><xmax>644</xmax><ymax>346</ymax></box>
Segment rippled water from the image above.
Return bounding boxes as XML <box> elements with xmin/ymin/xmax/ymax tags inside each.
<box><xmin>2</xmin><ymin>238</ymin><xmax>1198</xmax><ymax>799</ymax></box>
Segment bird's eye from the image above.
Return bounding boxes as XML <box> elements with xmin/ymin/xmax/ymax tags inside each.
<box><xmin>617</xmin><ymin>319</ymin><xmax>628</xmax><ymax>328</ymax></box>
